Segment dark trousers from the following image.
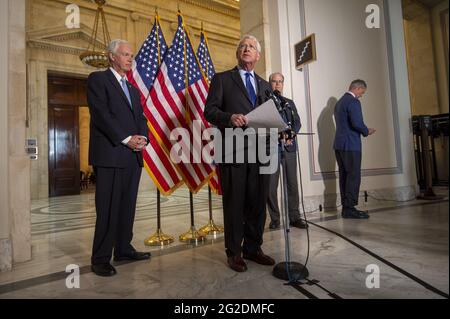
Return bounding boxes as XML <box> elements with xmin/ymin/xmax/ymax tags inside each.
<box><xmin>219</xmin><ymin>163</ymin><xmax>270</xmax><ymax>257</ymax></box>
<box><xmin>91</xmin><ymin>160</ymin><xmax>142</xmax><ymax>265</ymax></box>
<box><xmin>335</xmin><ymin>150</ymin><xmax>362</xmax><ymax>210</ymax></box>
<box><xmin>267</xmin><ymin>151</ymin><xmax>300</xmax><ymax>223</ymax></box>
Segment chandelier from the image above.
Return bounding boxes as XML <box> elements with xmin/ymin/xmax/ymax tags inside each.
<box><xmin>79</xmin><ymin>0</ymin><xmax>111</xmax><ymax>68</ymax></box>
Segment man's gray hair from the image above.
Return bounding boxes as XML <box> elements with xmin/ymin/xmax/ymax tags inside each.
<box><xmin>237</xmin><ymin>35</ymin><xmax>262</xmax><ymax>53</ymax></box>
<box><xmin>107</xmin><ymin>39</ymin><xmax>129</xmax><ymax>60</ymax></box>
<box><xmin>269</xmin><ymin>72</ymin><xmax>284</xmax><ymax>83</ymax></box>
<box><xmin>349</xmin><ymin>79</ymin><xmax>367</xmax><ymax>90</ymax></box>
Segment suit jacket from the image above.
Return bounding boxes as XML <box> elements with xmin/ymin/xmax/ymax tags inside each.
<box><xmin>333</xmin><ymin>92</ymin><xmax>369</xmax><ymax>152</ymax></box>
<box><xmin>204</xmin><ymin>66</ymin><xmax>272</xmax><ymax>163</ymax></box>
<box><xmin>279</xmin><ymin>97</ymin><xmax>301</xmax><ymax>153</ymax></box>
<box><xmin>87</xmin><ymin>69</ymin><xmax>148</xmax><ymax>168</ymax></box>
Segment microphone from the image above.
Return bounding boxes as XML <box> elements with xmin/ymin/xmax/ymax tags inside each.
<box><xmin>265</xmin><ymin>89</ymin><xmax>282</xmax><ymax>111</ymax></box>
<box><xmin>273</xmin><ymin>90</ymin><xmax>290</xmax><ymax>110</ymax></box>
<box><xmin>273</xmin><ymin>90</ymin><xmax>297</xmax><ymax>136</ymax></box>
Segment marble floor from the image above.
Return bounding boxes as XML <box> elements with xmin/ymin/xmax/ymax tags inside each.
<box><xmin>0</xmin><ymin>187</ymin><xmax>448</xmax><ymax>299</ymax></box>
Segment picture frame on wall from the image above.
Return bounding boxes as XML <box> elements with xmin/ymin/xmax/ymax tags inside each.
<box><xmin>295</xmin><ymin>33</ymin><xmax>317</xmax><ymax>70</ymax></box>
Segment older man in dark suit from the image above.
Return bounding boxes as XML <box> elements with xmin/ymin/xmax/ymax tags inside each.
<box><xmin>204</xmin><ymin>35</ymin><xmax>275</xmax><ymax>272</ymax></box>
<box><xmin>266</xmin><ymin>72</ymin><xmax>307</xmax><ymax>230</ymax></box>
<box><xmin>334</xmin><ymin>79</ymin><xmax>376</xmax><ymax>219</ymax></box>
<box><xmin>87</xmin><ymin>39</ymin><xmax>150</xmax><ymax>277</ymax></box>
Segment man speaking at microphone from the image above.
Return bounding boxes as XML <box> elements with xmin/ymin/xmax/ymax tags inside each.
<box><xmin>204</xmin><ymin>35</ymin><xmax>275</xmax><ymax>273</ymax></box>
<box><xmin>266</xmin><ymin>72</ymin><xmax>307</xmax><ymax>230</ymax></box>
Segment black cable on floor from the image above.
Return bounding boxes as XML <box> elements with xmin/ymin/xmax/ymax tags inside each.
<box><xmin>304</xmin><ymin>219</ymin><xmax>449</xmax><ymax>299</ymax></box>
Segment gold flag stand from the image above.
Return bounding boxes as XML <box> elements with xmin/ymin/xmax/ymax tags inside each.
<box><xmin>199</xmin><ymin>186</ymin><xmax>224</xmax><ymax>237</ymax></box>
<box><xmin>179</xmin><ymin>191</ymin><xmax>206</xmax><ymax>244</ymax></box>
<box><xmin>144</xmin><ymin>190</ymin><xmax>174</xmax><ymax>246</ymax></box>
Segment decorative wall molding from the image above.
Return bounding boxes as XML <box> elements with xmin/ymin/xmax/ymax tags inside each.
<box><xmin>179</xmin><ymin>0</ymin><xmax>240</xmax><ymax>18</ymax></box>
<box><xmin>130</xmin><ymin>11</ymin><xmax>240</xmax><ymax>46</ymax></box>
<box><xmin>27</xmin><ymin>24</ymin><xmax>106</xmax><ymax>56</ymax></box>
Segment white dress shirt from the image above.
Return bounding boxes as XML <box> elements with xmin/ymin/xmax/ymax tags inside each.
<box><xmin>237</xmin><ymin>66</ymin><xmax>257</xmax><ymax>93</ymax></box>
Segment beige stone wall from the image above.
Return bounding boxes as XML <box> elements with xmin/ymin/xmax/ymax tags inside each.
<box><xmin>403</xmin><ymin>0</ymin><xmax>440</xmax><ymax>115</ymax></box>
<box><xmin>27</xmin><ymin>0</ymin><xmax>241</xmax><ymax>199</ymax></box>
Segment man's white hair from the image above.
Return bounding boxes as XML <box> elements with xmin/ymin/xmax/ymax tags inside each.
<box><xmin>269</xmin><ymin>72</ymin><xmax>284</xmax><ymax>83</ymax></box>
<box><xmin>107</xmin><ymin>39</ymin><xmax>129</xmax><ymax>61</ymax></box>
<box><xmin>237</xmin><ymin>35</ymin><xmax>262</xmax><ymax>53</ymax></box>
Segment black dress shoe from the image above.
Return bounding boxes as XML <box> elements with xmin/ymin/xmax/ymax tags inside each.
<box><xmin>91</xmin><ymin>263</ymin><xmax>117</xmax><ymax>277</ymax></box>
<box><xmin>290</xmin><ymin>219</ymin><xmax>308</xmax><ymax>229</ymax></box>
<box><xmin>341</xmin><ymin>209</ymin><xmax>370</xmax><ymax>219</ymax></box>
<box><xmin>227</xmin><ymin>256</ymin><xmax>247</xmax><ymax>272</ymax></box>
<box><xmin>114</xmin><ymin>251</ymin><xmax>151</xmax><ymax>261</ymax></box>
<box><xmin>353</xmin><ymin>209</ymin><xmax>370</xmax><ymax>218</ymax></box>
<box><xmin>243</xmin><ymin>249</ymin><xmax>275</xmax><ymax>266</ymax></box>
<box><xmin>269</xmin><ymin>221</ymin><xmax>280</xmax><ymax>230</ymax></box>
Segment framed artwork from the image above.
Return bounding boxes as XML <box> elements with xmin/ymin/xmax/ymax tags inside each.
<box><xmin>295</xmin><ymin>33</ymin><xmax>317</xmax><ymax>70</ymax></box>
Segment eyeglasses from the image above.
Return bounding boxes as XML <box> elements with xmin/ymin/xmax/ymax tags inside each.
<box><xmin>270</xmin><ymin>80</ymin><xmax>284</xmax><ymax>84</ymax></box>
<box><xmin>238</xmin><ymin>44</ymin><xmax>258</xmax><ymax>51</ymax></box>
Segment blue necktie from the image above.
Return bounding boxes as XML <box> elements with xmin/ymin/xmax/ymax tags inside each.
<box><xmin>245</xmin><ymin>72</ymin><xmax>257</xmax><ymax>107</ymax></box>
<box><xmin>120</xmin><ymin>78</ymin><xmax>132</xmax><ymax>109</ymax></box>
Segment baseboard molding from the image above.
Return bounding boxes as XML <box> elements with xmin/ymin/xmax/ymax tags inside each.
<box><xmin>302</xmin><ymin>185</ymin><xmax>418</xmax><ymax>213</ymax></box>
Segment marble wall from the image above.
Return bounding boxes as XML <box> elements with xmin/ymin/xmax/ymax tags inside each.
<box><xmin>0</xmin><ymin>0</ymin><xmax>31</xmax><ymax>271</ymax></box>
<box><xmin>0</xmin><ymin>0</ymin><xmax>11</xmax><ymax>271</ymax></box>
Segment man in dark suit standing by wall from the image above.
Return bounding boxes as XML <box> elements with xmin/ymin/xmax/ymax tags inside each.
<box><xmin>266</xmin><ymin>72</ymin><xmax>307</xmax><ymax>230</ymax></box>
<box><xmin>204</xmin><ymin>35</ymin><xmax>275</xmax><ymax>272</ymax></box>
<box><xmin>334</xmin><ymin>79</ymin><xmax>376</xmax><ymax>219</ymax></box>
<box><xmin>87</xmin><ymin>39</ymin><xmax>150</xmax><ymax>277</ymax></box>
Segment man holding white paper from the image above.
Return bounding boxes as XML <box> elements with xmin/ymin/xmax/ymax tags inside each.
<box><xmin>204</xmin><ymin>35</ymin><xmax>275</xmax><ymax>273</ymax></box>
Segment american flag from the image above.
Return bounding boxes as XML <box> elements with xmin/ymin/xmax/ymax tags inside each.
<box><xmin>197</xmin><ymin>31</ymin><xmax>216</xmax><ymax>83</ymax></box>
<box><xmin>196</xmin><ymin>30</ymin><xmax>221</xmax><ymax>195</ymax></box>
<box><xmin>127</xmin><ymin>14</ymin><xmax>183</xmax><ymax>195</ymax></box>
<box><xmin>147</xmin><ymin>13</ymin><xmax>215</xmax><ymax>193</ymax></box>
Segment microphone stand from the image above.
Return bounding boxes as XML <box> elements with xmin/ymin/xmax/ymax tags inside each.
<box><xmin>272</xmin><ymin>108</ymin><xmax>309</xmax><ymax>282</ymax></box>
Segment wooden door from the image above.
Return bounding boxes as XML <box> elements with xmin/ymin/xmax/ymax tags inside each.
<box><xmin>48</xmin><ymin>105</ymin><xmax>80</xmax><ymax>196</ymax></box>
<box><xmin>48</xmin><ymin>75</ymin><xmax>87</xmax><ymax>197</ymax></box>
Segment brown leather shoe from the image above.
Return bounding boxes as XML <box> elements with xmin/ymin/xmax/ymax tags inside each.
<box><xmin>243</xmin><ymin>250</ymin><xmax>275</xmax><ymax>266</ymax></box>
<box><xmin>227</xmin><ymin>256</ymin><xmax>248</xmax><ymax>272</ymax></box>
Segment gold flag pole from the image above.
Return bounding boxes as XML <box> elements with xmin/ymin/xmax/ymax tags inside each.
<box><xmin>144</xmin><ymin>8</ymin><xmax>175</xmax><ymax>247</ymax></box>
<box><xmin>197</xmin><ymin>25</ymin><xmax>224</xmax><ymax>236</ymax></box>
<box><xmin>178</xmin><ymin>11</ymin><xmax>205</xmax><ymax>244</ymax></box>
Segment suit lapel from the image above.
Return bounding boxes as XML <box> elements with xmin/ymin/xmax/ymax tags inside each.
<box><xmin>106</xmin><ymin>69</ymin><xmax>133</xmax><ymax>111</ymax></box>
<box><xmin>231</xmin><ymin>67</ymin><xmax>253</xmax><ymax>105</ymax></box>
<box><xmin>254</xmin><ymin>74</ymin><xmax>264</xmax><ymax>107</ymax></box>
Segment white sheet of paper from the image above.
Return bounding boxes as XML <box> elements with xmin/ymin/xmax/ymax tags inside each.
<box><xmin>246</xmin><ymin>99</ymin><xmax>288</xmax><ymax>131</ymax></box>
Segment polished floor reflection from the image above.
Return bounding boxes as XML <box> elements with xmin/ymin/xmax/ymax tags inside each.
<box><xmin>0</xmin><ymin>187</ymin><xmax>448</xmax><ymax>299</ymax></box>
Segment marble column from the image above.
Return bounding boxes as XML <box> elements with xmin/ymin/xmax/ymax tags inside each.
<box><xmin>0</xmin><ymin>0</ymin><xmax>12</xmax><ymax>272</ymax></box>
<box><xmin>239</xmin><ymin>0</ymin><xmax>271</xmax><ymax>78</ymax></box>
<box><xmin>0</xmin><ymin>0</ymin><xmax>31</xmax><ymax>272</ymax></box>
